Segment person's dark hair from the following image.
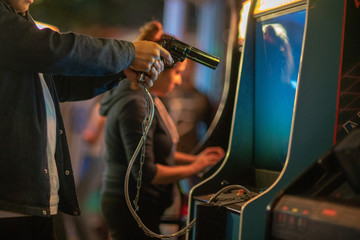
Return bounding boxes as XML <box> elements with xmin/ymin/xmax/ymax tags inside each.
<box><xmin>135</xmin><ymin>21</ymin><xmax>163</xmax><ymax>42</ymax></box>
<box><xmin>136</xmin><ymin>21</ymin><xmax>177</xmax><ymax>43</ymax></box>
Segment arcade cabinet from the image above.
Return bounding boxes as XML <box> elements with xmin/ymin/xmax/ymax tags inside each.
<box><xmin>267</xmin><ymin>0</ymin><xmax>360</xmax><ymax>239</ymax></box>
<box><xmin>186</xmin><ymin>0</ymin><xmax>357</xmax><ymax>239</ymax></box>
<box><xmin>267</xmin><ymin>129</ymin><xmax>360</xmax><ymax>240</ymax></box>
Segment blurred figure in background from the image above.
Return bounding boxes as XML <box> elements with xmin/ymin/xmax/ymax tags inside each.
<box><xmin>163</xmin><ymin>60</ymin><xmax>213</xmax><ymax>154</ymax></box>
<box><xmin>61</xmin><ymin>96</ymin><xmax>108</xmax><ymax>240</ymax></box>
<box><xmin>77</xmin><ymin>98</ymin><xmax>108</xmax><ymax>240</ymax></box>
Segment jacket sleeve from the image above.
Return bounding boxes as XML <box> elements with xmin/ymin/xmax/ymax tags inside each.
<box><xmin>0</xmin><ymin>1</ymin><xmax>135</xmax><ymax>76</ymax></box>
<box><xmin>52</xmin><ymin>73</ymin><xmax>124</xmax><ymax>102</ymax></box>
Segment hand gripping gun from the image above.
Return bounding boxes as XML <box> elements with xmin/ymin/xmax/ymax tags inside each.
<box><xmin>160</xmin><ymin>36</ymin><xmax>220</xmax><ymax>69</ymax></box>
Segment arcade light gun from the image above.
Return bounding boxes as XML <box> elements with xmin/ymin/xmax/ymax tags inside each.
<box><xmin>160</xmin><ymin>36</ymin><xmax>220</xmax><ymax>70</ymax></box>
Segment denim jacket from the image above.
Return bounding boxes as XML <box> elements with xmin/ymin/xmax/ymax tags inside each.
<box><xmin>0</xmin><ymin>0</ymin><xmax>135</xmax><ymax>216</ymax></box>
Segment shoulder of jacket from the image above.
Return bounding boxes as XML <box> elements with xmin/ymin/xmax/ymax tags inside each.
<box><xmin>0</xmin><ymin>0</ymin><xmax>15</xmax><ymax>13</ymax></box>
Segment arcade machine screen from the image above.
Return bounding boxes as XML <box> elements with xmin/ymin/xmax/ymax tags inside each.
<box><xmin>254</xmin><ymin>10</ymin><xmax>306</xmax><ymax>171</ymax></box>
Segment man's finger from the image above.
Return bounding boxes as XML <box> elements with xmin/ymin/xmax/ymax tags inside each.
<box><xmin>143</xmin><ymin>75</ymin><xmax>153</xmax><ymax>87</ymax></box>
<box><xmin>153</xmin><ymin>60</ymin><xmax>163</xmax><ymax>74</ymax></box>
<box><xmin>158</xmin><ymin>46</ymin><xmax>173</xmax><ymax>66</ymax></box>
<box><xmin>149</xmin><ymin>66</ymin><xmax>159</xmax><ymax>81</ymax></box>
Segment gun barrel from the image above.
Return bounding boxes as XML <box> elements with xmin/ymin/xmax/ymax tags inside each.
<box><xmin>161</xmin><ymin>37</ymin><xmax>220</xmax><ymax>70</ymax></box>
<box><xmin>186</xmin><ymin>46</ymin><xmax>220</xmax><ymax>70</ymax></box>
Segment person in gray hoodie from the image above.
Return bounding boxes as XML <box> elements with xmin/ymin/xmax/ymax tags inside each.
<box><xmin>99</xmin><ymin>21</ymin><xmax>225</xmax><ymax>240</ymax></box>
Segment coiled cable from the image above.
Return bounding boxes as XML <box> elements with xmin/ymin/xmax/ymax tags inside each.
<box><xmin>124</xmin><ymin>82</ymin><xmax>196</xmax><ymax>239</ymax></box>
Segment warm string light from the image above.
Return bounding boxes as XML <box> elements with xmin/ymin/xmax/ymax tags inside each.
<box><xmin>254</xmin><ymin>0</ymin><xmax>303</xmax><ymax>14</ymax></box>
<box><xmin>238</xmin><ymin>0</ymin><xmax>251</xmax><ymax>45</ymax></box>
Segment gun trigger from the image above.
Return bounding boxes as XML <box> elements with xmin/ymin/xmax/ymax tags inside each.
<box><xmin>137</xmin><ymin>72</ymin><xmax>145</xmax><ymax>83</ymax></box>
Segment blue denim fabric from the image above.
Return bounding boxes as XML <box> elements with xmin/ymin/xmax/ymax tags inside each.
<box><xmin>0</xmin><ymin>0</ymin><xmax>135</xmax><ymax>217</ymax></box>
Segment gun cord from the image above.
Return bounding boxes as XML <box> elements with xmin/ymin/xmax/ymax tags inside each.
<box><xmin>124</xmin><ymin>80</ymin><xmax>196</xmax><ymax>239</ymax></box>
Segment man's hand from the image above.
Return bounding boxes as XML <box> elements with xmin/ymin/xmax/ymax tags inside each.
<box><xmin>124</xmin><ymin>41</ymin><xmax>173</xmax><ymax>86</ymax></box>
<box><xmin>123</xmin><ymin>59</ymin><xmax>164</xmax><ymax>87</ymax></box>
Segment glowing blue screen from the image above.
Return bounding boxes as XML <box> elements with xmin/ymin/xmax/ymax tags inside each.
<box><xmin>254</xmin><ymin>10</ymin><xmax>306</xmax><ymax>170</ymax></box>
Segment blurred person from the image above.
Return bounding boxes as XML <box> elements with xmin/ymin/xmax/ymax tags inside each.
<box><xmin>61</xmin><ymin>96</ymin><xmax>108</xmax><ymax>240</ymax></box>
<box><xmin>263</xmin><ymin>24</ymin><xmax>294</xmax><ymax>85</ymax></box>
<box><xmin>0</xmin><ymin>0</ymin><xmax>173</xmax><ymax>239</ymax></box>
<box><xmin>99</xmin><ymin>21</ymin><xmax>225</xmax><ymax>240</ymax></box>
<box><xmin>74</xmin><ymin>98</ymin><xmax>108</xmax><ymax>240</ymax></box>
<box><xmin>163</xmin><ymin>60</ymin><xmax>213</xmax><ymax>153</ymax></box>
